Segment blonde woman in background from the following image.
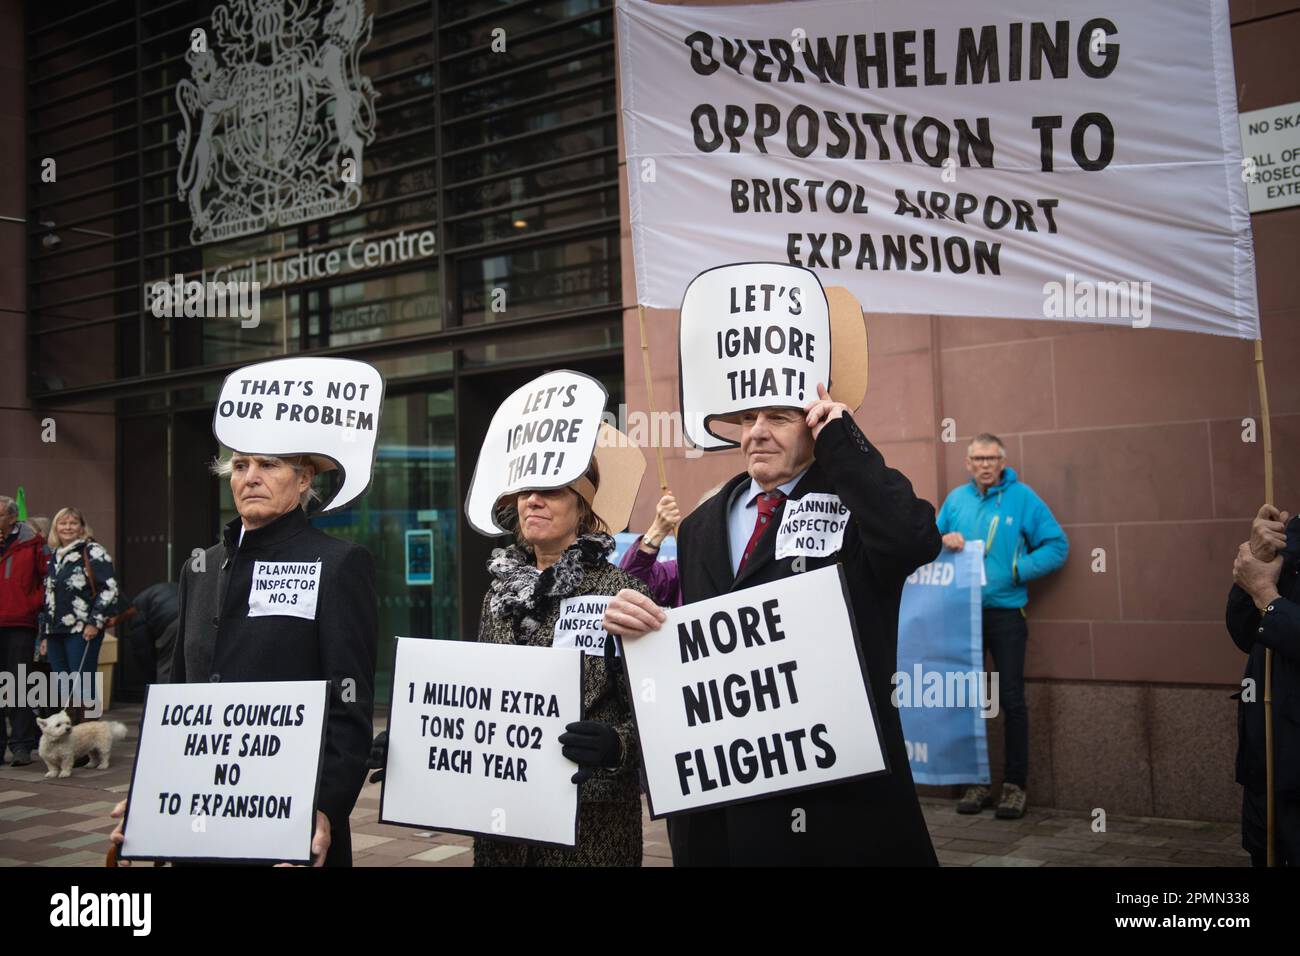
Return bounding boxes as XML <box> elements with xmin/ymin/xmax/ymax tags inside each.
<box><xmin>41</xmin><ymin>507</ymin><xmax>120</xmax><ymax>711</ymax></box>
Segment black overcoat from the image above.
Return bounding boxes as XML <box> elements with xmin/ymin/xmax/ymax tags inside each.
<box><xmin>670</xmin><ymin>416</ymin><xmax>941</xmax><ymax>865</ymax></box>
<box><xmin>171</xmin><ymin>507</ymin><xmax>378</xmax><ymax>866</ymax></box>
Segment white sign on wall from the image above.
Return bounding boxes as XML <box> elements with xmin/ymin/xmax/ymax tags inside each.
<box><xmin>379</xmin><ymin>638</ymin><xmax>583</xmax><ymax>847</ymax></box>
<box><xmin>120</xmin><ymin>680</ymin><xmax>329</xmax><ymax>864</ymax></box>
<box><xmin>620</xmin><ymin>565</ymin><xmax>887</xmax><ymax>817</ymax></box>
<box><xmin>1239</xmin><ymin>101</ymin><xmax>1300</xmax><ymax>213</ymax></box>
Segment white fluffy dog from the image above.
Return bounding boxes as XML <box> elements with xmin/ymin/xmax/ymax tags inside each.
<box><xmin>36</xmin><ymin>711</ymin><xmax>128</xmax><ymax>778</ymax></box>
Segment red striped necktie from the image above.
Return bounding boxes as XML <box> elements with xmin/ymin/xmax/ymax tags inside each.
<box><xmin>738</xmin><ymin>491</ymin><xmax>786</xmax><ymax>574</ymax></box>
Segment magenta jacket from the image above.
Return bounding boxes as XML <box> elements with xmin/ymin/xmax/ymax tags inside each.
<box><xmin>617</xmin><ymin>536</ymin><xmax>681</xmax><ymax>607</ymax></box>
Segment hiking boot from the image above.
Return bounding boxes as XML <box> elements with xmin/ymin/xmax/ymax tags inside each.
<box><xmin>957</xmin><ymin>784</ymin><xmax>991</xmax><ymax>814</ymax></box>
<box><xmin>995</xmin><ymin>783</ymin><xmax>1027</xmax><ymax>819</ymax></box>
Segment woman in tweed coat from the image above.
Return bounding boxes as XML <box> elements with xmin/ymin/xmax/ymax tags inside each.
<box><xmin>472</xmin><ymin>460</ymin><xmax>652</xmax><ymax>868</ymax></box>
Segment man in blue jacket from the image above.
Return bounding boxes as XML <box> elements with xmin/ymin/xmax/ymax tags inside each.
<box><xmin>937</xmin><ymin>433</ymin><xmax>1068</xmax><ymax>819</ymax></box>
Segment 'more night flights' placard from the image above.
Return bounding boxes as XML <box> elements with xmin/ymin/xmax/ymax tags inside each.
<box><xmin>120</xmin><ymin>680</ymin><xmax>328</xmax><ymax>863</ymax></box>
<box><xmin>380</xmin><ymin>638</ymin><xmax>583</xmax><ymax>847</ymax></box>
<box><xmin>621</xmin><ymin>565</ymin><xmax>887</xmax><ymax>817</ymax></box>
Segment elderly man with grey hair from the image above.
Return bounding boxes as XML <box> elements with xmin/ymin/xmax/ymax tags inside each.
<box><xmin>0</xmin><ymin>495</ymin><xmax>48</xmax><ymax>766</ymax></box>
<box><xmin>937</xmin><ymin>433</ymin><xmax>1068</xmax><ymax>820</ymax></box>
<box><xmin>109</xmin><ymin>452</ymin><xmax>377</xmax><ymax>866</ymax></box>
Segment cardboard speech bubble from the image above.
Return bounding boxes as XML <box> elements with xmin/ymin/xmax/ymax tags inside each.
<box><xmin>679</xmin><ymin>262</ymin><xmax>832</xmax><ymax>450</ymax></box>
<box><xmin>213</xmin><ymin>357</ymin><xmax>385</xmax><ymax>513</ymax></box>
<box><xmin>465</xmin><ymin>370</ymin><xmax>609</xmax><ymax>536</ymax></box>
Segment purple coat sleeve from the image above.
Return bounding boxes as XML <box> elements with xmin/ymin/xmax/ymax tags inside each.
<box><xmin>618</xmin><ymin>536</ymin><xmax>682</xmax><ymax>607</ymax></box>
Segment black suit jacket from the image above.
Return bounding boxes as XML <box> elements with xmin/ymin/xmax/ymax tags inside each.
<box><xmin>670</xmin><ymin>416</ymin><xmax>942</xmax><ymax>865</ymax></box>
<box><xmin>171</xmin><ymin>507</ymin><xmax>378</xmax><ymax>866</ymax></box>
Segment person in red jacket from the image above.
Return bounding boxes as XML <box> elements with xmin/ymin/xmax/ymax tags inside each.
<box><xmin>0</xmin><ymin>496</ymin><xmax>48</xmax><ymax>766</ymax></box>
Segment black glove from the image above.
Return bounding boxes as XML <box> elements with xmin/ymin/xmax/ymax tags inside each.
<box><xmin>558</xmin><ymin>720</ymin><xmax>621</xmax><ymax>784</ymax></box>
<box><xmin>366</xmin><ymin>730</ymin><xmax>388</xmax><ymax>784</ymax></box>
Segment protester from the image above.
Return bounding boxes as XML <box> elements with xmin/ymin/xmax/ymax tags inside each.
<box><xmin>110</xmin><ymin>452</ymin><xmax>377</xmax><ymax>867</ymax></box>
<box><xmin>116</xmin><ymin>582</ymin><xmax>179</xmax><ymax>699</ymax></box>
<box><xmin>605</xmin><ymin>383</ymin><xmax>942</xmax><ymax>865</ymax></box>
<box><xmin>937</xmin><ymin>434</ymin><xmax>1068</xmax><ymax>820</ymax></box>
<box><xmin>41</xmin><ymin>507</ymin><xmax>119</xmax><ymax>714</ymax></box>
<box><xmin>0</xmin><ymin>496</ymin><xmax>47</xmax><ymax>766</ymax></box>
<box><xmin>618</xmin><ymin>491</ymin><xmax>682</xmax><ymax>607</ymax></box>
<box><xmin>1227</xmin><ymin>503</ymin><xmax>1299</xmax><ymax>866</ymax></box>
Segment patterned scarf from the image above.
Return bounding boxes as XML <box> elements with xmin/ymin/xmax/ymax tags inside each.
<box><xmin>487</xmin><ymin>532</ymin><xmax>615</xmax><ymax>638</ymax></box>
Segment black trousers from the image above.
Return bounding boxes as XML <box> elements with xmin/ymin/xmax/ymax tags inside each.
<box><xmin>0</xmin><ymin>627</ymin><xmax>38</xmax><ymax>756</ymax></box>
<box><xmin>983</xmin><ymin>608</ymin><xmax>1029</xmax><ymax>789</ymax></box>
<box><xmin>1243</xmin><ymin>787</ymin><xmax>1300</xmax><ymax>866</ymax></box>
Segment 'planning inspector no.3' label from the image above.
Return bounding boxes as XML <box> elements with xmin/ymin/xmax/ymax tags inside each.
<box><xmin>247</xmin><ymin>561</ymin><xmax>322</xmax><ymax>620</ymax></box>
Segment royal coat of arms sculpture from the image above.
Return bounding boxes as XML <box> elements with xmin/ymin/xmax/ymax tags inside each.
<box><xmin>176</xmin><ymin>0</ymin><xmax>378</xmax><ymax>245</ymax></box>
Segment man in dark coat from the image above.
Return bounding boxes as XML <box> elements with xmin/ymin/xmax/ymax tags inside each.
<box><xmin>605</xmin><ymin>385</ymin><xmax>941</xmax><ymax>865</ymax></box>
<box><xmin>112</xmin><ymin>453</ymin><xmax>377</xmax><ymax>867</ymax></box>
<box><xmin>1227</xmin><ymin>503</ymin><xmax>1300</xmax><ymax>866</ymax></box>
<box><xmin>117</xmin><ymin>582</ymin><xmax>179</xmax><ymax>699</ymax></box>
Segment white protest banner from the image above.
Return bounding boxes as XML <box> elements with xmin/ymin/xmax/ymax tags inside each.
<box><xmin>213</xmin><ymin>356</ymin><xmax>385</xmax><ymax>512</ymax></box>
<box><xmin>379</xmin><ymin>637</ymin><xmax>583</xmax><ymax>847</ymax></box>
<box><xmin>679</xmin><ymin>262</ymin><xmax>830</xmax><ymax>449</ymax></box>
<box><xmin>618</xmin><ymin>0</ymin><xmax>1259</xmax><ymax>338</ymax></box>
<box><xmin>1240</xmin><ymin>101</ymin><xmax>1300</xmax><ymax>213</ymax></box>
<box><xmin>553</xmin><ymin>596</ymin><xmax>618</xmax><ymax>657</ymax></box>
<box><xmin>622</xmin><ymin>564</ymin><xmax>886</xmax><ymax>817</ymax></box>
<box><xmin>120</xmin><ymin>680</ymin><xmax>329</xmax><ymax>864</ymax></box>
<box><xmin>465</xmin><ymin>370</ymin><xmax>610</xmax><ymax>535</ymax></box>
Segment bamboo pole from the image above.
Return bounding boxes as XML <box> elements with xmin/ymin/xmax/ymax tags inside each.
<box><xmin>638</xmin><ymin>304</ymin><xmax>669</xmax><ymax>492</ymax></box>
<box><xmin>1253</xmin><ymin>338</ymin><xmax>1275</xmax><ymax>867</ymax></box>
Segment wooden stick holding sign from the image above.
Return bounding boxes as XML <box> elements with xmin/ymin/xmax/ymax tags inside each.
<box><xmin>638</xmin><ymin>304</ymin><xmax>669</xmax><ymax>493</ymax></box>
<box><xmin>1254</xmin><ymin>338</ymin><xmax>1277</xmax><ymax>867</ymax></box>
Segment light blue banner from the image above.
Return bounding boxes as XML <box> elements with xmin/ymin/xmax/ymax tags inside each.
<box><xmin>896</xmin><ymin>543</ymin><xmax>990</xmax><ymax>786</ymax></box>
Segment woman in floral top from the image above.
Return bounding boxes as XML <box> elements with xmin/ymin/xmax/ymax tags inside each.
<box><xmin>41</xmin><ymin>507</ymin><xmax>120</xmax><ymax>709</ymax></box>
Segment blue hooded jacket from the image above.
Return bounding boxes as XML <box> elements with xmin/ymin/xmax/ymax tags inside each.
<box><xmin>936</xmin><ymin>467</ymin><xmax>1068</xmax><ymax>609</ymax></box>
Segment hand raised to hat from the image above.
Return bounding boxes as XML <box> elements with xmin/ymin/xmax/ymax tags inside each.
<box><xmin>804</xmin><ymin>382</ymin><xmax>848</xmax><ymax>440</ymax></box>
<box><xmin>559</xmin><ymin>720</ymin><xmax>621</xmax><ymax>784</ymax></box>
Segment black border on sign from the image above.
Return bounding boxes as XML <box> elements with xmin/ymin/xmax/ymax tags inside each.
<box><xmin>119</xmin><ymin>680</ymin><xmax>330</xmax><ymax>865</ymax></box>
<box><xmin>620</xmin><ymin>563</ymin><xmax>890</xmax><ymax>821</ymax></box>
<box><xmin>212</xmin><ymin>357</ymin><xmax>387</xmax><ymax>515</ymax></box>
<box><xmin>462</xmin><ymin>368</ymin><xmax>610</xmax><ymax>537</ymax></box>
<box><xmin>676</xmin><ymin>261</ymin><xmax>834</xmax><ymax>453</ymax></box>
<box><xmin>377</xmin><ymin>637</ymin><xmax>585</xmax><ymax>850</ymax></box>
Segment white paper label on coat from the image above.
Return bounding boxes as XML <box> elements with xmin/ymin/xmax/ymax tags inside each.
<box><xmin>247</xmin><ymin>561</ymin><xmax>322</xmax><ymax>620</ymax></box>
<box><xmin>775</xmin><ymin>493</ymin><xmax>849</xmax><ymax>560</ymax></box>
<box><xmin>552</xmin><ymin>596</ymin><xmax>618</xmax><ymax>657</ymax></box>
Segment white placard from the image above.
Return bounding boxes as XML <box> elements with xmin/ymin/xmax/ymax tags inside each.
<box><xmin>774</xmin><ymin>492</ymin><xmax>850</xmax><ymax>560</ymax></box>
<box><xmin>553</xmin><ymin>596</ymin><xmax>618</xmax><ymax>657</ymax></box>
<box><xmin>679</xmin><ymin>262</ymin><xmax>831</xmax><ymax>450</ymax></box>
<box><xmin>379</xmin><ymin>638</ymin><xmax>583</xmax><ymax>847</ymax></box>
<box><xmin>120</xmin><ymin>680</ymin><xmax>329</xmax><ymax>863</ymax></box>
<box><xmin>246</xmin><ymin>560</ymin><xmax>322</xmax><ymax>620</ymax></box>
<box><xmin>213</xmin><ymin>356</ymin><xmax>384</xmax><ymax>512</ymax></box>
<box><xmin>1239</xmin><ymin>101</ymin><xmax>1300</xmax><ymax>213</ymax></box>
<box><xmin>621</xmin><ymin>565</ymin><xmax>886</xmax><ymax>817</ymax></box>
<box><xmin>618</xmin><ymin>0</ymin><xmax>1259</xmax><ymax>339</ymax></box>
<box><xmin>465</xmin><ymin>370</ymin><xmax>609</xmax><ymax>535</ymax></box>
